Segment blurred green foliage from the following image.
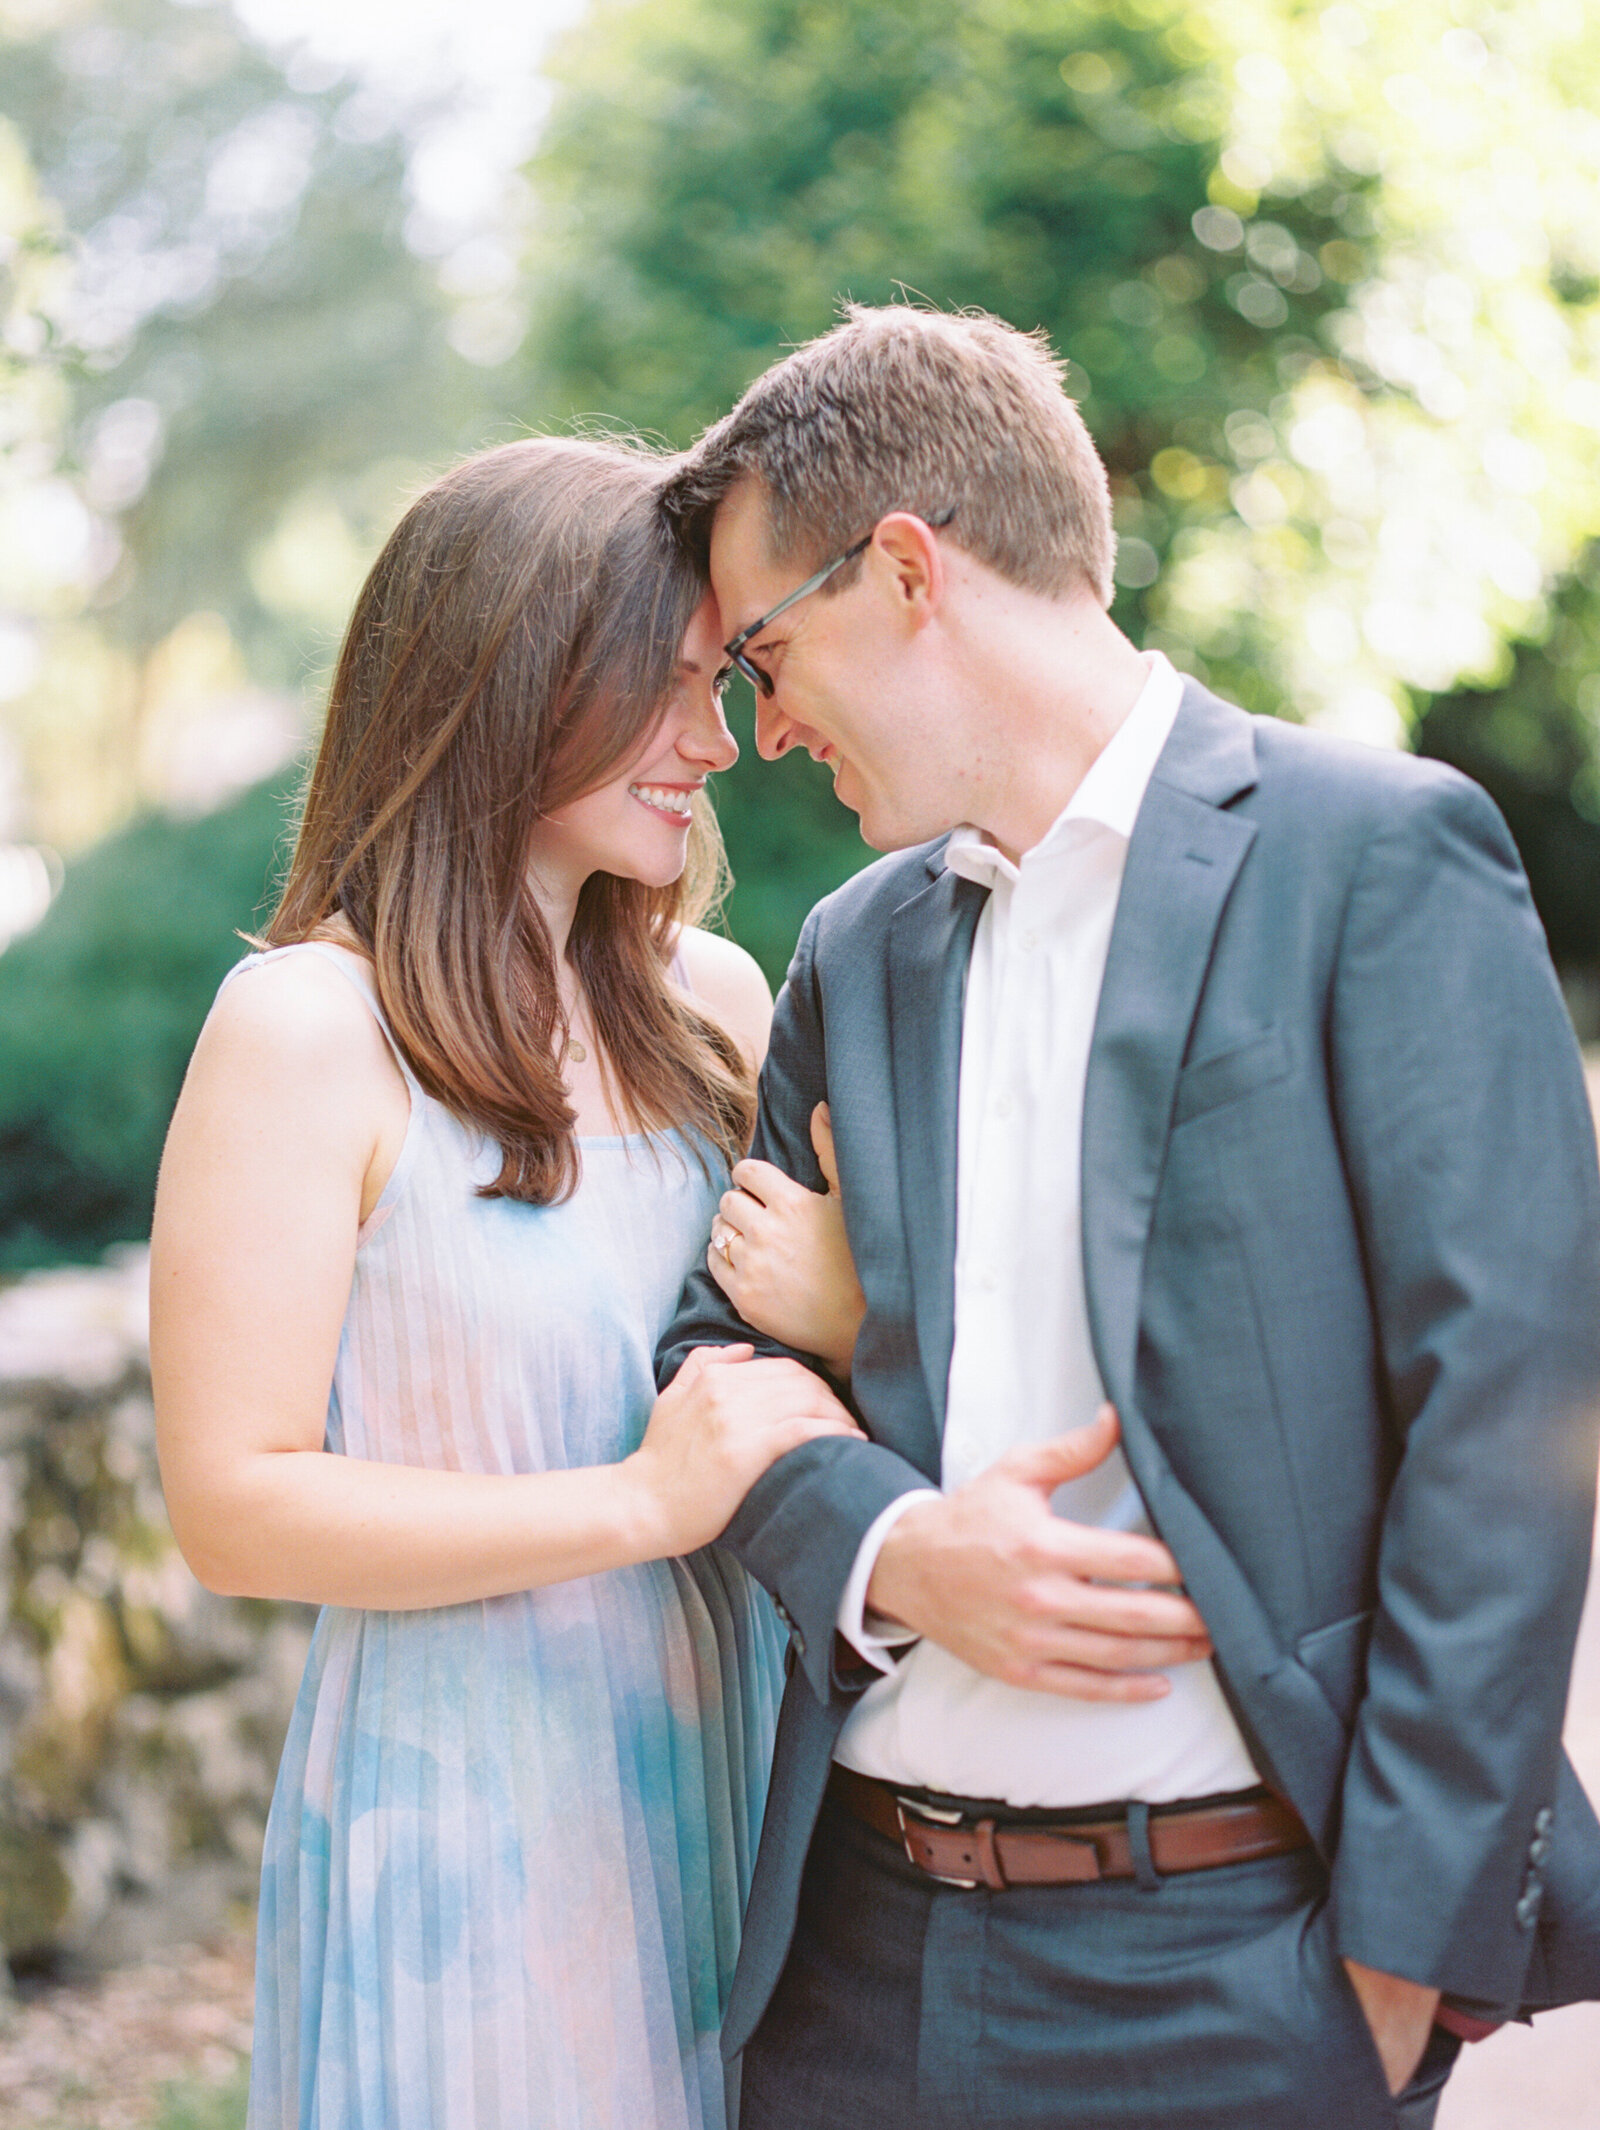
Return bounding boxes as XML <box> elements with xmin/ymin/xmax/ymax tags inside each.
<box><xmin>1418</xmin><ymin>543</ymin><xmax>1600</xmax><ymax>980</ymax></box>
<box><xmin>0</xmin><ymin>0</ymin><xmax>493</xmax><ymax>695</ymax></box>
<box><xmin>1</xmin><ymin>0</ymin><xmax>1598</xmax><ymax>1267</ymax></box>
<box><xmin>0</xmin><ymin>775</ymin><xmax>292</xmax><ymax>1270</ymax></box>
<box><xmin>520</xmin><ymin>0</ymin><xmax>1373</xmax><ymax>952</ymax></box>
<box><xmin>522</xmin><ymin>0</ymin><xmax>1600</xmax><ymax>975</ymax></box>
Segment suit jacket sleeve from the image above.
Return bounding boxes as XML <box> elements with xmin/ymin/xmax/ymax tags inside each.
<box><xmin>1325</xmin><ymin>769</ymin><xmax>1600</xmax><ymax>2002</ymax></box>
<box><xmin>656</xmin><ymin>906</ymin><xmax>938</xmax><ymax>1705</ymax></box>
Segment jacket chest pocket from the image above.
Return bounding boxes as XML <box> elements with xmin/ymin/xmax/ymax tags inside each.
<box><xmin>1173</xmin><ymin>1025</ymin><xmax>1291</xmax><ymax>1128</ymax></box>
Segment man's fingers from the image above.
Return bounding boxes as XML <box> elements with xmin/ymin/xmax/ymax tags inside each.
<box><xmin>1027</xmin><ymin>1566</ymin><xmax>1207</xmax><ymax>1635</ymax></box>
<box><xmin>1016</xmin><ymin>1663</ymin><xmax>1175</xmax><ymax>1703</ymax></box>
<box><xmin>1017</xmin><ymin>1516</ymin><xmax>1188</xmax><ymax>1592</ymax></box>
<box><xmin>810</xmin><ymin>1102</ymin><xmax>842</xmax><ymax>1195</ymax></box>
<box><xmin>1014</xmin><ymin>1626</ymin><xmax>1213</xmax><ymax>1673</ymax></box>
<box><xmin>1004</xmin><ymin>1407</ymin><xmax>1121</xmax><ymax>1492</ymax></box>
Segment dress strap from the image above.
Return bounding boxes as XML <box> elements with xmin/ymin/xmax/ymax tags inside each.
<box><xmin>219</xmin><ymin>943</ymin><xmax>420</xmax><ymax>1091</ymax></box>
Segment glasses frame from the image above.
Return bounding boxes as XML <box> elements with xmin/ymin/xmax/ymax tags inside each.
<box><xmin>722</xmin><ymin>506</ymin><xmax>956</xmax><ymax>698</ymax></box>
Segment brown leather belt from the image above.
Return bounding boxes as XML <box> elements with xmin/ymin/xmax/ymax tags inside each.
<box><xmin>829</xmin><ymin>1764</ymin><xmax>1310</xmax><ymax>1890</ymax></box>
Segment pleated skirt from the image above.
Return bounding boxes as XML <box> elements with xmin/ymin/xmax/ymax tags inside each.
<box><xmin>248</xmin><ymin>1547</ymin><xmax>783</xmax><ymax>2130</ymax></box>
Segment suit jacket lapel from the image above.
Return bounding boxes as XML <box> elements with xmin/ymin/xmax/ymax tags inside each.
<box><xmin>1081</xmin><ymin>683</ymin><xmax>1259</xmax><ymax>1432</ymax></box>
<box><xmin>887</xmin><ymin>859</ymin><xmax>987</xmax><ymax>1450</ymax></box>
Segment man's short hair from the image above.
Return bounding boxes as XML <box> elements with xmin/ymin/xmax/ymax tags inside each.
<box><xmin>663</xmin><ymin>304</ymin><xmax>1116</xmax><ymax>607</ymax></box>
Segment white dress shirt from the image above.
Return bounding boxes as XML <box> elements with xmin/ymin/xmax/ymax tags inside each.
<box><xmin>833</xmin><ymin>652</ymin><xmax>1260</xmax><ymax>1807</ymax></box>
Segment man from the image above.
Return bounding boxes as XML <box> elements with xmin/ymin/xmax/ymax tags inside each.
<box><xmin>656</xmin><ymin>305</ymin><xmax>1600</xmax><ymax>2129</ymax></box>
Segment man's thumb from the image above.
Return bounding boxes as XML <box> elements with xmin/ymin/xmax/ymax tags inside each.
<box><xmin>1012</xmin><ymin>1404</ymin><xmax>1121</xmax><ymax>1489</ymax></box>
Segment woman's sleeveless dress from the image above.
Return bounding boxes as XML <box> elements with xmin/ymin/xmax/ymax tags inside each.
<box><xmin>228</xmin><ymin>945</ymin><xmax>785</xmax><ymax>2130</ymax></box>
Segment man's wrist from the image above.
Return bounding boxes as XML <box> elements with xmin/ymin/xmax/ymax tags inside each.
<box><xmin>836</xmin><ymin>1489</ymin><xmax>940</xmax><ymax>1671</ymax></box>
<box><xmin>864</xmin><ymin>1493</ymin><xmax>946</xmax><ymax>1631</ymax></box>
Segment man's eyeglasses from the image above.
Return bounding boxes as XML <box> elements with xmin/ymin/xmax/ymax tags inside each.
<box><xmin>722</xmin><ymin>506</ymin><xmax>956</xmax><ymax>699</ymax></box>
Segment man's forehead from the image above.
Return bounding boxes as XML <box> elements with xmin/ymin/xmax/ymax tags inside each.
<box><xmin>709</xmin><ymin>478</ymin><xmax>785</xmax><ymax>609</ymax></box>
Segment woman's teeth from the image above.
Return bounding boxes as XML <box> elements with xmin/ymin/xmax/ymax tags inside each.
<box><xmin>629</xmin><ymin>784</ymin><xmax>694</xmax><ymax>819</ymax></box>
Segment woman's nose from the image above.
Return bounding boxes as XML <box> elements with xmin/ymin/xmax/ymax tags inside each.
<box><xmin>682</xmin><ymin>687</ymin><xmax>739</xmax><ymax>771</ymax></box>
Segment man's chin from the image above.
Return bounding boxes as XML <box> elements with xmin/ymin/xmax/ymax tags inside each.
<box><xmin>834</xmin><ymin>770</ymin><xmax>949</xmax><ymax>854</ymax></box>
<box><xmin>856</xmin><ymin>814</ymin><xmax>940</xmax><ymax>855</ymax></box>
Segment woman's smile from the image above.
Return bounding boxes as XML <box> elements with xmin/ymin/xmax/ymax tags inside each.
<box><xmin>627</xmin><ymin>779</ymin><xmax>701</xmax><ymax>824</ymax></box>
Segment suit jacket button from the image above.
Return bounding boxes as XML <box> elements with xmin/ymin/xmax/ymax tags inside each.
<box><xmin>790</xmin><ymin>1627</ymin><xmax>807</xmax><ymax>1659</ymax></box>
<box><xmin>1529</xmin><ymin>1835</ymin><xmax>1551</xmax><ymax>1866</ymax></box>
<box><xmin>774</xmin><ymin>1599</ymin><xmax>792</xmax><ymax>1627</ymax></box>
<box><xmin>1516</xmin><ymin>1889</ymin><xmax>1542</xmax><ymax>1930</ymax></box>
<box><xmin>1534</xmin><ymin>1806</ymin><xmax>1555</xmax><ymax>1837</ymax></box>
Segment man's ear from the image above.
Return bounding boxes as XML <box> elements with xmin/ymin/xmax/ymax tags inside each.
<box><xmin>869</xmin><ymin>512</ymin><xmax>946</xmax><ymax>620</ymax></box>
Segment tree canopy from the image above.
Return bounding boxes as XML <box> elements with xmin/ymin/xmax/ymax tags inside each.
<box><xmin>2</xmin><ymin>0</ymin><xmax>1598</xmax><ymax>1263</ymax></box>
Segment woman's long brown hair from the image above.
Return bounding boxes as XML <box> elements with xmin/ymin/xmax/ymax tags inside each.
<box><xmin>265</xmin><ymin>436</ymin><xmax>753</xmax><ymax>1202</ymax></box>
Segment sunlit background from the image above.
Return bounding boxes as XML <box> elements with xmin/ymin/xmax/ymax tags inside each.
<box><xmin>3</xmin><ymin>0</ymin><xmax>1600</xmax><ymax>1267</ymax></box>
<box><xmin>1</xmin><ymin>0</ymin><xmax>1599</xmax><ymax>2120</ymax></box>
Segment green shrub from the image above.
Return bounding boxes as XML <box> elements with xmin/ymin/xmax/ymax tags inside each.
<box><xmin>0</xmin><ymin>777</ymin><xmax>297</xmax><ymax>1271</ymax></box>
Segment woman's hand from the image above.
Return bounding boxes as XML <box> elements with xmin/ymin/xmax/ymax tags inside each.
<box><xmin>626</xmin><ymin>1343</ymin><xmax>862</xmax><ymax>1556</ymax></box>
<box><xmin>707</xmin><ymin>1104</ymin><xmax>867</xmax><ymax>1377</ymax></box>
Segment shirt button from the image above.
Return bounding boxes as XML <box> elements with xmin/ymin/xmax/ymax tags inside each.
<box><xmin>1020</xmin><ymin>930</ymin><xmax>1039</xmax><ymax>950</ymax></box>
<box><xmin>978</xmin><ymin>1269</ymin><xmax>998</xmax><ymax>1292</ymax></box>
<box><xmin>995</xmin><ymin>1094</ymin><xmax>1014</xmax><ymax>1119</ymax></box>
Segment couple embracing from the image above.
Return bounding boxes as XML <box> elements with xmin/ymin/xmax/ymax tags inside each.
<box><xmin>152</xmin><ymin>306</ymin><xmax>1600</xmax><ymax>2130</ymax></box>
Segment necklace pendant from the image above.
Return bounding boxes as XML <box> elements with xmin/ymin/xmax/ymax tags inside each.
<box><xmin>567</xmin><ymin>1040</ymin><xmax>588</xmax><ymax>1064</ymax></box>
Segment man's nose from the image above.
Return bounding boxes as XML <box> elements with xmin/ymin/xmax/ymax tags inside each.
<box><xmin>755</xmin><ymin>692</ymin><xmax>797</xmax><ymax>762</ymax></box>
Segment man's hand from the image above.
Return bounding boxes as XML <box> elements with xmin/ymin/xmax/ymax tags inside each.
<box><xmin>866</xmin><ymin>1406</ymin><xmax>1213</xmax><ymax>1699</ymax></box>
<box><xmin>1342</xmin><ymin>1961</ymin><xmax>1441</xmax><ymax>2096</ymax></box>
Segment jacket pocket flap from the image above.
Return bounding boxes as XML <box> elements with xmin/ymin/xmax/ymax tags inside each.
<box><xmin>1295</xmin><ymin>1608</ymin><xmax>1374</xmax><ymax>1729</ymax></box>
<box><xmin>1174</xmin><ymin>1024</ymin><xmax>1291</xmax><ymax>1127</ymax></box>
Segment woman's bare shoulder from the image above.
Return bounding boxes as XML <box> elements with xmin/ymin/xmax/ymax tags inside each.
<box><xmin>194</xmin><ymin>945</ymin><xmax>397</xmax><ymax>1101</ymax></box>
<box><xmin>673</xmin><ymin>926</ymin><xmax>773</xmax><ymax>1069</ymax></box>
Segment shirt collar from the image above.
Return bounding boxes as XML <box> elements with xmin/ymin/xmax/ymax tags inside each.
<box><xmin>945</xmin><ymin>651</ymin><xmax>1185</xmax><ymax>889</ymax></box>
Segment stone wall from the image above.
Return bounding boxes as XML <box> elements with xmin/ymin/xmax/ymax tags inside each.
<box><xmin>0</xmin><ymin>1251</ymin><xmax>310</xmax><ymax>1979</ymax></box>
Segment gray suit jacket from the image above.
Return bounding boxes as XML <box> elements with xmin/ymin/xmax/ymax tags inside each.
<box><xmin>658</xmin><ymin>682</ymin><xmax>1600</xmax><ymax>2057</ymax></box>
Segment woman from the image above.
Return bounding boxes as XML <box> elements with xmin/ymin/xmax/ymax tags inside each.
<box><xmin>151</xmin><ymin>437</ymin><xmax>862</xmax><ymax>2130</ymax></box>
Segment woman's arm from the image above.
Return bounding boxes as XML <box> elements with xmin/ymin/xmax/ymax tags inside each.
<box><xmin>151</xmin><ymin>955</ymin><xmax>856</xmax><ymax>1611</ymax></box>
<box><xmin>674</xmin><ymin>928</ymin><xmax>866</xmax><ymax>1373</ymax></box>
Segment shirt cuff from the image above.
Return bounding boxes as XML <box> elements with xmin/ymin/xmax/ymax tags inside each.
<box><xmin>835</xmin><ymin>1489</ymin><xmax>942</xmax><ymax>1676</ymax></box>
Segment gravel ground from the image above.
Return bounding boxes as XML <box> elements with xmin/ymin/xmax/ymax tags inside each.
<box><xmin>0</xmin><ymin>1934</ymin><xmax>253</xmax><ymax>2128</ymax></box>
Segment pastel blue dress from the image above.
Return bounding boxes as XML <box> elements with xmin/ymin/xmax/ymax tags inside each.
<box><xmin>230</xmin><ymin>945</ymin><xmax>785</xmax><ymax>2130</ymax></box>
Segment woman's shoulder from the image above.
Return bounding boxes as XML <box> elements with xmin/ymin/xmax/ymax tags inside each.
<box><xmin>672</xmin><ymin>926</ymin><xmax>772</xmax><ymax>1071</ymax></box>
<box><xmin>201</xmin><ymin>941</ymin><xmax>396</xmax><ymax>1093</ymax></box>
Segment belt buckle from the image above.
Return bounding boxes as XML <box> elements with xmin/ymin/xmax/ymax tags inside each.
<box><xmin>890</xmin><ymin>1789</ymin><xmax>1001</xmax><ymax>1891</ymax></box>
